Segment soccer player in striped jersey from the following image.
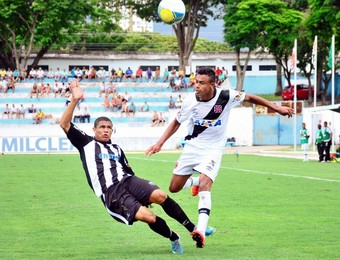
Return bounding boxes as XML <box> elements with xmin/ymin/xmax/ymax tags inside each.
<box><xmin>145</xmin><ymin>67</ymin><xmax>294</xmax><ymax>248</ymax></box>
<box><xmin>60</xmin><ymin>80</ymin><xmax>198</xmax><ymax>254</ymax></box>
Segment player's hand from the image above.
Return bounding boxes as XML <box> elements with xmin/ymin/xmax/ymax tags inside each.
<box><xmin>145</xmin><ymin>144</ymin><xmax>162</xmax><ymax>157</ymax></box>
<box><xmin>69</xmin><ymin>79</ymin><xmax>84</xmax><ymax>100</ymax></box>
<box><xmin>278</xmin><ymin>106</ymin><xmax>294</xmax><ymax>118</ymax></box>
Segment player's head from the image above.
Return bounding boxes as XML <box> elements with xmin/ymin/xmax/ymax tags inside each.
<box><xmin>197</xmin><ymin>67</ymin><xmax>216</xmax><ymax>83</ymax></box>
<box><xmin>93</xmin><ymin>117</ymin><xmax>114</xmax><ymax>142</ymax></box>
<box><xmin>195</xmin><ymin>67</ymin><xmax>216</xmax><ymax>101</ymax></box>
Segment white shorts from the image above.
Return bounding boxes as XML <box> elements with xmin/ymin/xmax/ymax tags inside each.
<box><xmin>301</xmin><ymin>143</ymin><xmax>309</xmax><ymax>151</ymax></box>
<box><xmin>173</xmin><ymin>145</ymin><xmax>223</xmax><ymax>182</ymax></box>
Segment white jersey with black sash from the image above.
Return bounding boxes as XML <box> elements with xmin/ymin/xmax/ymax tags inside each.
<box><xmin>176</xmin><ymin>88</ymin><xmax>245</xmax><ymax>150</ymax></box>
<box><xmin>66</xmin><ymin>123</ymin><xmax>134</xmax><ymax>198</ymax></box>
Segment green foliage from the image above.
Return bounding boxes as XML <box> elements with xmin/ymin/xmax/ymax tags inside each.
<box><xmin>1</xmin><ymin>153</ymin><xmax>340</xmax><ymax>259</ymax></box>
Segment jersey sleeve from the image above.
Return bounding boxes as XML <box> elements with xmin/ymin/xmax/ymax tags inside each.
<box><xmin>227</xmin><ymin>89</ymin><xmax>246</xmax><ymax>108</ymax></box>
<box><xmin>66</xmin><ymin>123</ymin><xmax>93</xmax><ymax>150</ymax></box>
<box><xmin>176</xmin><ymin>94</ymin><xmax>194</xmax><ymax>124</ymax></box>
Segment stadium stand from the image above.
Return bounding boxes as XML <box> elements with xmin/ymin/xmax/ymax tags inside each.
<box><xmin>0</xmin><ymin>79</ymin><xmax>191</xmax><ymax>126</ymax></box>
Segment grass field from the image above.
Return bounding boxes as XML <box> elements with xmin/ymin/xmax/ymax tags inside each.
<box><xmin>1</xmin><ymin>152</ymin><xmax>340</xmax><ymax>259</ymax></box>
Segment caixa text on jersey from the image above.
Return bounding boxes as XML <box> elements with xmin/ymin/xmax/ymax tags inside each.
<box><xmin>194</xmin><ymin>119</ymin><xmax>221</xmax><ymax>127</ymax></box>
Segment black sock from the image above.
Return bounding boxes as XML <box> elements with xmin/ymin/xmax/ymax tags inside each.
<box><xmin>161</xmin><ymin>196</ymin><xmax>196</xmax><ymax>233</ymax></box>
<box><xmin>148</xmin><ymin>216</ymin><xmax>179</xmax><ymax>241</ymax></box>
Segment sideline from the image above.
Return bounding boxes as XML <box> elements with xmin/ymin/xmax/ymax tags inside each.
<box><xmin>129</xmin><ymin>156</ymin><xmax>340</xmax><ymax>183</ymax></box>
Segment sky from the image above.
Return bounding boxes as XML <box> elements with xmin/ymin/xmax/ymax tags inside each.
<box><xmin>153</xmin><ymin>17</ymin><xmax>225</xmax><ymax>42</ymax></box>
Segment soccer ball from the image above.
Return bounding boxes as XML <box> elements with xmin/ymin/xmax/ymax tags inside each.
<box><xmin>158</xmin><ymin>0</ymin><xmax>186</xmax><ymax>25</ymax></box>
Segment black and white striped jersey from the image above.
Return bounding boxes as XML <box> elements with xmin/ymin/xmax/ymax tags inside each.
<box><xmin>176</xmin><ymin>88</ymin><xmax>245</xmax><ymax>150</ymax></box>
<box><xmin>66</xmin><ymin>123</ymin><xmax>134</xmax><ymax>197</ymax></box>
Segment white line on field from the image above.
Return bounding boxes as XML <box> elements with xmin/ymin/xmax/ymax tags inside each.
<box><xmin>129</xmin><ymin>156</ymin><xmax>340</xmax><ymax>183</ymax></box>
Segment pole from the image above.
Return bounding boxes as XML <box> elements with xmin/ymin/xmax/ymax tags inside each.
<box><xmin>293</xmin><ymin>39</ymin><xmax>297</xmax><ymax>152</ymax></box>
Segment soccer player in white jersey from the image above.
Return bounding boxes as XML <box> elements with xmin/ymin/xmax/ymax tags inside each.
<box><xmin>145</xmin><ymin>67</ymin><xmax>294</xmax><ymax>248</ymax></box>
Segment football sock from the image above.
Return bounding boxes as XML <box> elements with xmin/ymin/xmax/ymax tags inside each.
<box><xmin>161</xmin><ymin>196</ymin><xmax>196</xmax><ymax>232</ymax></box>
<box><xmin>196</xmin><ymin>191</ymin><xmax>211</xmax><ymax>237</ymax></box>
<box><xmin>148</xmin><ymin>216</ymin><xmax>179</xmax><ymax>241</ymax></box>
<box><xmin>182</xmin><ymin>176</ymin><xmax>199</xmax><ymax>189</ymax></box>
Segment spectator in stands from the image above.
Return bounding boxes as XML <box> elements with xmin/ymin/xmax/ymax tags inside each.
<box><xmin>34</xmin><ymin>108</ymin><xmax>45</xmax><ymax>124</ymax></box>
<box><xmin>179</xmin><ymin>76</ymin><xmax>187</xmax><ymax>92</ymax></box>
<box><xmin>189</xmin><ymin>72</ymin><xmax>195</xmax><ymax>87</ymax></box>
<box><xmin>40</xmin><ymin>83</ymin><xmax>52</xmax><ymax>97</ymax></box>
<box><xmin>106</xmin><ymin>82</ymin><xmax>116</xmax><ymax>97</ymax></box>
<box><xmin>28</xmin><ymin>67</ymin><xmax>37</xmax><ymax>81</ymax></box>
<box><xmin>215</xmin><ymin>67</ymin><xmax>222</xmax><ymax>79</ymax></box>
<box><xmin>175</xmin><ymin>94</ymin><xmax>183</xmax><ymax>109</ymax></box>
<box><xmin>158</xmin><ymin>112</ymin><xmax>166</xmax><ymax>126</ymax></box>
<box><xmin>88</xmin><ymin>66</ymin><xmax>97</xmax><ymax>82</ymax></box>
<box><xmin>28</xmin><ymin>104</ymin><xmax>36</xmax><ymax>114</ymax></box>
<box><xmin>81</xmin><ymin>105</ymin><xmax>91</xmax><ymax>123</ymax></box>
<box><xmin>20</xmin><ymin>69</ymin><xmax>28</xmax><ymax>82</ymax></box>
<box><xmin>97</xmin><ymin>67</ymin><xmax>106</xmax><ymax>82</ymax></box>
<box><xmin>75</xmin><ymin>67</ymin><xmax>83</xmax><ymax>81</ymax></box>
<box><xmin>151</xmin><ymin>110</ymin><xmax>160</xmax><ymax>127</ymax></box>
<box><xmin>123</xmin><ymin>91</ymin><xmax>131</xmax><ymax>102</ymax></box>
<box><xmin>116</xmin><ymin>94</ymin><xmax>123</xmax><ymax>110</ymax></box>
<box><xmin>73</xmin><ymin>105</ymin><xmax>82</xmax><ymax>122</ymax></box>
<box><xmin>6</xmin><ymin>68</ymin><xmax>14</xmax><ymax>81</ymax></box>
<box><xmin>154</xmin><ymin>66</ymin><xmax>161</xmax><ymax>82</ymax></box>
<box><xmin>116</xmin><ymin>67</ymin><xmax>123</xmax><ymax>82</ymax></box>
<box><xmin>163</xmin><ymin>67</ymin><xmax>169</xmax><ymax>82</ymax></box>
<box><xmin>168</xmin><ymin>95</ymin><xmax>175</xmax><ymax>110</ymax></box>
<box><xmin>120</xmin><ymin>99</ymin><xmax>130</xmax><ymax>117</ymax></box>
<box><xmin>109</xmin><ymin>68</ymin><xmax>117</xmax><ymax>82</ymax></box>
<box><xmin>111</xmin><ymin>95</ymin><xmax>119</xmax><ymax>112</ymax></box>
<box><xmin>99</xmin><ymin>81</ymin><xmax>106</xmax><ymax>98</ymax></box>
<box><xmin>0</xmin><ymin>68</ymin><xmax>7</xmax><ymax>79</ymax></box>
<box><xmin>82</xmin><ymin>67</ymin><xmax>89</xmax><ymax>81</ymax></box>
<box><xmin>54</xmin><ymin>82</ymin><xmax>63</xmax><ymax>97</ymax></box>
<box><xmin>173</xmin><ymin>77</ymin><xmax>182</xmax><ymax>92</ymax></box>
<box><xmin>47</xmin><ymin>68</ymin><xmax>55</xmax><ymax>80</ymax></box>
<box><xmin>71</xmin><ymin>67</ymin><xmax>76</xmax><ymax>78</ymax></box>
<box><xmin>36</xmin><ymin>67</ymin><xmax>45</xmax><ymax>82</ymax></box>
<box><xmin>0</xmin><ymin>77</ymin><xmax>7</xmax><ymax>93</ymax></box>
<box><xmin>17</xmin><ymin>104</ymin><xmax>25</xmax><ymax>119</ymax></box>
<box><xmin>30</xmin><ymin>83</ymin><xmax>40</xmax><ymax>98</ymax></box>
<box><xmin>178</xmin><ymin>66</ymin><xmax>185</xmax><ymax>78</ymax></box>
<box><xmin>2</xmin><ymin>104</ymin><xmax>11</xmax><ymax>119</ymax></box>
<box><xmin>10</xmin><ymin>104</ymin><xmax>16</xmax><ymax>119</ymax></box>
<box><xmin>5</xmin><ymin>78</ymin><xmax>15</xmax><ymax>93</ymax></box>
<box><xmin>169</xmin><ymin>67</ymin><xmax>177</xmax><ymax>88</ymax></box>
<box><xmin>103</xmin><ymin>96</ymin><xmax>111</xmax><ymax>112</ymax></box>
<box><xmin>145</xmin><ymin>67</ymin><xmax>153</xmax><ymax>82</ymax></box>
<box><xmin>140</xmin><ymin>101</ymin><xmax>150</xmax><ymax>112</ymax></box>
<box><xmin>124</xmin><ymin>67</ymin><xmax>135</xmax><ymax>82</ymax></box>
<box><xmin>135</xmin><ymin>66</ymin><xmax>143</xmax><ymax>82</ymax></box>
<box><xmin>54</xmin><ymin>68</ymin><xmax>62</xmax><ymax>82</ymax></box>
<box><xmin>129</xmin><ymin>101</ymin><xmax>136</xmax><ymax>117</ymax></box>
<box><xmin>61</xmin><ymin>69</ymin><xmax>68</xmax><ymax>82</ymax></box>
<box><xmin>13</xmin><ymin>69</ymin><xmax>20</xmax><ymax>82</ymax></box>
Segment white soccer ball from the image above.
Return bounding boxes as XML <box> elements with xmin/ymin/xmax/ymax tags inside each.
<box><xmin>158</xmin><ymin>0</ymin><xmax>186</xmax><ymax>25</ymax></box>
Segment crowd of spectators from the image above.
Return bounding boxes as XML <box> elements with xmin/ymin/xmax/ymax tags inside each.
<box><xmin>0</xmin><ymin>65</ymin><xmax>229</xmax><ymax>125</ymax></box>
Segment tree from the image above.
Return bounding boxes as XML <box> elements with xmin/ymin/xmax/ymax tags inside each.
<box><xmin>126</xmin><ymin>0</ymin><xmax>226</xmax><ymax>68</ymax></box>
<box><xmin>223</xmin><ymin>0</ymin><xmax>302</xmax><ymax>92</ymax></box>
<box><xmin>304</xmin><ymin>0</ymin><xmax>340</xmax><ymax>104</ymax></box>
<box><xmin>0</xmin><ymin>0</ymin><xmax>118</xmax><ymax>71</ymax></box>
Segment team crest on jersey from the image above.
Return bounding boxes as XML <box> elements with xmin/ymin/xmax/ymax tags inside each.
<box><xmin>214</xmin><ymin>105</ymin><xmax>223</xmax><ymax>113</ymax></box>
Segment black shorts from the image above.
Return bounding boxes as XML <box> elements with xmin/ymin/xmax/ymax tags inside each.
<box><xmin>104</xmin><ymin>175</ymin><xmax>159</xmax><ymax>225</ymax></box>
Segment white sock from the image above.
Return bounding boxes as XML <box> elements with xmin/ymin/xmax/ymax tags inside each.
<box><xmin>182</xmin><ymin>176</ymin><xmax>199</xmax><ymax>189</ymax></box>
<box><xmin>196</xmin><ymin>191</ymin><xmax>211</xmax><ymax>237</ymax></box>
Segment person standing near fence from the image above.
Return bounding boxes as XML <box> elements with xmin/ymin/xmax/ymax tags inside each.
<box><xmin>315</xmin><ymin>123</ymin><xmax>324</xmax><ymax>162</ymax></box>
<box><xmin>300</xmin><ymin>122</ymin><xmax>310</xmax><ymax>162</ymax></box>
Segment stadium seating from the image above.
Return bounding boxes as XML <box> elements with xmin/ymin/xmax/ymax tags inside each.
<box><xmin>0</xmin><ymin>80</ymin><xmax>189</xmax><ymax>126</ymax></box>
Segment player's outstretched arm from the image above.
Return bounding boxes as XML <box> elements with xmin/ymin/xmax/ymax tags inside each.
<box><xmin>60</xmin><ymin>80</ymin><xmax>84</xmax><ymax>133</ymax></box>
<box><xmin>145</xmin><ymin>119</ymin><xmax>181</xmax><ymax>156</ymax></box>
<box><xmin>245</xmin><ymin>93</ymin><xmax>294</xmax><ymax>118</ymax></box>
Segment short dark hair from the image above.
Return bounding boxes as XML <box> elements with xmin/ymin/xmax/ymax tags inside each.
<box><xmin>197</xmin><ymin>67</ymin><xmax>216</xmax><ymax>83</ymax></box>
<box><xmin>94</xmin><ymin>116</ymin><xmax>112</xmax><ymax>127</ymax></box>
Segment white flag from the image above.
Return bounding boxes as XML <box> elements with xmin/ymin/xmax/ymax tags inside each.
<box><xmin>312</xmin><ymin>36</ymin><xmax>317</xmax><ymax>66</ymax></box>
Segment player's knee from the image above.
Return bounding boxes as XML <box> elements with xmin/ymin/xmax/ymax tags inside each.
<box><xmin>168</xmin><ymin>184</ymin><xmax>181</xmax><ymax>193</ymax></box>
<box><xmin>150</xmin><ymin>189</ymin><xmax>167</xmax><ymax>204</ymax></box>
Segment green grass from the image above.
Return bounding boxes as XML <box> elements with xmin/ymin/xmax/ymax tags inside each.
<box><xmin>1</xmin><ymin>153</ymin><xmax>340</xmax><ymax>259</ymax></box>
